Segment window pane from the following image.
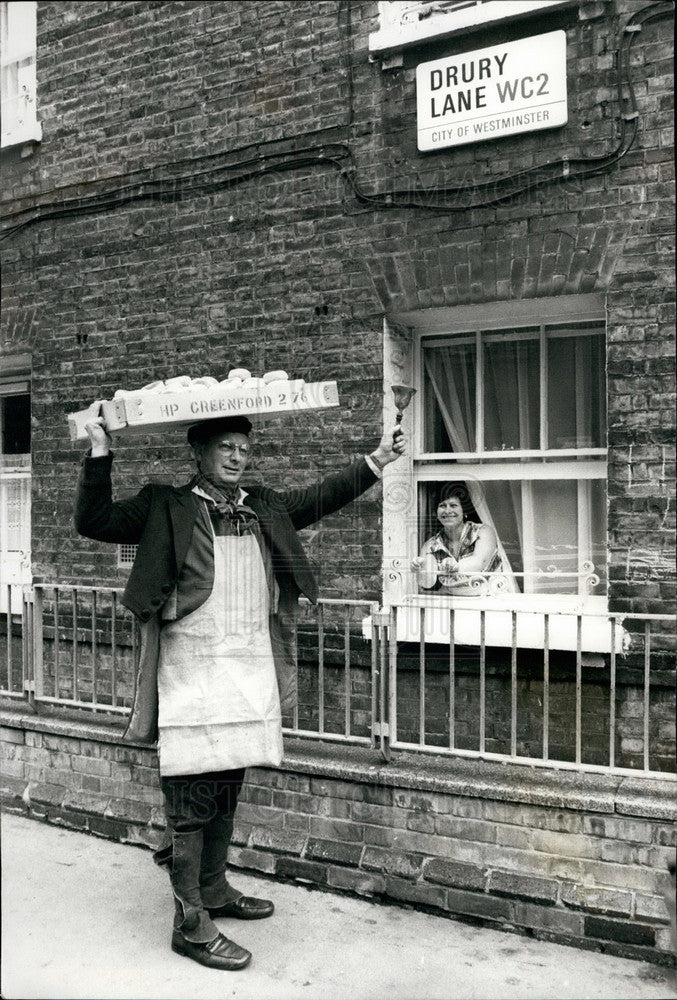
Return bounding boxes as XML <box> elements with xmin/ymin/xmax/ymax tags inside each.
<box><xmin>423</xmin><ymin>341</ymin><xmax>476</xmax><ymax>452</ymax></box>
<box><xmin>530</xmin><ymin>480</ymin><xmax>578</xmax><ymax>593</ymax></box>
<box><xmin>482</xmin><ymin>480</ymin><xmax>524</xmax><ymax>591</ymax></box>
<box><xmin>1</xmin><ymin>394</ymin><xmax>31</xmax><ymax>454</ymax></box>
<box><xmin>439</xmin><ymin>476</ymin><xmax>607</xmax><ymax>596</ymax></box>
<box><xmin>2</xmin><ymin>2</ymin><xmax>37</xmax><ymax>61</ymax></box>
<box><xmin>484</xmin><ymin>336</ymin><xmax>540</xmax><ymax>451</ymax></box>
<box><xmin>1</xmin><ymin>475</ymin><xmax>30</xmax><ymax>550</ymax></box>
<box><xmin>587</xmin><ymin>478</ymin><xmax>607</xmax><ymax>595</ymax></box>
<box><xmin>548</xmin><ymin>332</ymin><xmax>605</xmax><ymax>448</ymax></box>
<box><xmin>530</xmin><ymin>479</ymin><xmax>606</xmax><ymax>595</ymax></box>
<box><xmin>417</xmin><ymin>478</ymin><xmax>522</xmax><ymax>595</ymax></box>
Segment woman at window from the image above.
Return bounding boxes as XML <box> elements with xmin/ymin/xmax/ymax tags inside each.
<box><xmin>412</xmin><ymin>484</ymin><xmax>504</xmax><ymax>596</ymax></box>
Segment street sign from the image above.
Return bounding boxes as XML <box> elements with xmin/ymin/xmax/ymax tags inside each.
<box><xmin>416</xmin><ymin>31</ymin><xmax>567</xmax><ymax>151</ymax></box>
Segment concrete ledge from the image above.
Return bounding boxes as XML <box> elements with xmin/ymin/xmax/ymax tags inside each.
<box><xmin>3</xmin><ymin>706</ymin><xmax>675</xmax><ymax>819</ymax></box>
<box><xmin>1</xmin><ymin>705</ymin><xmax>675</xmax><ymax>965</ymax></box>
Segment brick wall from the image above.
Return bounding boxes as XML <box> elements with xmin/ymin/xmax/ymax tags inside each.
<box><xmin>0</xmin><ymin>0</ymin><xmax>673</xmax><ymax>615</ymax></box>
<box><xmin>1</xmin><ymin>710</ymin><xmax>674</xmax><ymax>964</ymax></box>
<box><xmin>1</xmin><ymin>3</ymin><xmax>674</xmax><ymax>965</ymax></box>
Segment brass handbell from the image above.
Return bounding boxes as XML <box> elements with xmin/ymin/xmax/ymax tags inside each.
<box><xmin>391</xmin><ymin>384</ymin><xmax>416</xmax><ymax>424</ymax></box>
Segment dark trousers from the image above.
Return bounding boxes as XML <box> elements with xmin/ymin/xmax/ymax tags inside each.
<box><xmin>161</xmin><ymin>767</ymin><xmax>246</xmax><ymax>833</ymax></box>
<box><xmin>154</xmin><ymin>767</ymin><xmax>245</xmax><ymax>868</ymax></box>
<box><xmin>156</xmin><ymin>768</ymin><xmax>247</xmax><ymax>941</ymax></box>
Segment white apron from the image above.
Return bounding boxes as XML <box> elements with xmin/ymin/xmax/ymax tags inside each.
<box><xmin>156</xmin><ymin>530</ymin><xmax>284</xmax><ymax>777</ymax></box>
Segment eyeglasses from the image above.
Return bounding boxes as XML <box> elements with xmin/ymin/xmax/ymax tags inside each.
<box><xmin>217</xmin><ymin>441</ymin><xmax>251</xmax><ymax>459</ymax></box>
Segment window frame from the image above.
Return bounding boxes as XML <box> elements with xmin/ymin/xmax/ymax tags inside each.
<box><xmin>381</xmin><ymin>294</ymin><xmax>608</xmax><ymax>611</ymax></box>
<box><xmin>416</xmin><ymin>325</ymin><xmax>607</xmax><ymax>461</ymax></box>
<box><xmin>0</xmin><ymin>373</ymin><xmax>32</xmax><ymax>605</ymax></box>
<box><xmin>413</xmin><ymin>302</ymin><xmax>607</xmax><ymax>600</ymax></box>
<box><xmin>1</xmin><ymin>0</ymin><xmax>42</xmax><ymax>149</ymax></box>
<box><xmin>369</xmin><ymin>0</ymin><xmax>577</xmax><ymax>59</ymax></box>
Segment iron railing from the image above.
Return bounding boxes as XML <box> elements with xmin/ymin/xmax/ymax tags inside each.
<box><xmin>1</xmin><ymin>583</ymin><xmax>675</xmax><ymax>778</ymax></box>
<box><xmin>379</xmin><ymin>603</ymin><xmax>676</xmax><ymax>777</ymax></box>
<box><xmin>0</xmin><ymin>584</ymin><xmax>380</xmax><ymax>747</ymax></box>
<box><xmin>288</xmin><ymin>597</ymin><xmax>380</xmax><ymax>745</ymax></box>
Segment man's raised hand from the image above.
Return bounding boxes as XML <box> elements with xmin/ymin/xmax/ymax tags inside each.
<box><xmin>371</xmin><ymin>425</ymin><xmax>406</xmax><ymax>469</ymax></box>
<box><xmin>84</xmin><ymin>402</ymin><xmax>112</xmax><ymax>457</ymax></box>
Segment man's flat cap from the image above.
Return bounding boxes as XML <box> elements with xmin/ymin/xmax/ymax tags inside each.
<box><xmin>187</xmin><ymin>416</ymin><xmax>253</xmax><ymax>446</ymax></box>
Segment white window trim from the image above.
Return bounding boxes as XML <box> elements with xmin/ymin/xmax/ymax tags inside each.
<box><xmin>380</xmin><ymin>295</ymin><xmax>609</xmax><ymax>640</ymax></box>
<box><xmin>369</xmin><ymin>0</ymin><xmax>576</xmax><ymax>58</ymax></box>
<box><xmin>0</xmin><ymin>374</ymin><xmax>31</xmax><ymax>610</ymax></box>
<box><xmin>388</xmin><ymin>596</ymin><xmax>622</xmax><ymax>652</ymax></box>
<box><xmin>1</xmin><ymin>1</ymin><xmax>42</xmax><ymax>149</ymax></box>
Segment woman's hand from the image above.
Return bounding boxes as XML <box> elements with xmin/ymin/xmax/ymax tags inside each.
<box><xmin>439</xmin><ymin>555</ymin><xmax>459</xmax><ymax>575</ymax></box>
<box><xmin>413</xmin><ymin>553</ymin><xmax>439</xmax><ymax>590</ymax></box>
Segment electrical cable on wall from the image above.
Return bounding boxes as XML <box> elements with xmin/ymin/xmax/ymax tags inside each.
<box><xmin>0</xmin><ymin>2</ymin><xmax>671</xmax><ymax>242</ymax></box>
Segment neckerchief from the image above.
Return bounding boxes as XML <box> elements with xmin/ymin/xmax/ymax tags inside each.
<box><xmin>190</xmin><ymin>471</ymin><xmax>260</xmax><ymax>536</ymax></box>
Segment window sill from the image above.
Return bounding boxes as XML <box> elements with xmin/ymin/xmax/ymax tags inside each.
<box><xmin>1</xmin><ymin>124</ymin><xmax>42</xmax><ymax>154</ymax></box>
<box><xmin>368</xmin><ymin>0</ymin><xmax>576</xmax><ymax>58</ymax></box>
<box><xmin>364</xmin><ymin>594</ymin><xmax>627</xmax><ymax>656</ymax></box>
<box><xmin>406</xmin><ymin>592</ymin><xmax>609</xmax><ymax>613</ymax></box>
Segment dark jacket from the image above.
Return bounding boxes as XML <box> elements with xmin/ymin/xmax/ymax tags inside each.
<box><xmin>74</xmin><ymin>453</ymin><xmax>378</xmax><ymax>743</ymax></box>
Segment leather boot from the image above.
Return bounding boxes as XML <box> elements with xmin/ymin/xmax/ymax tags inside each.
<box><xmin>200</xmin><ymin>813</ymin><xmax>274</xmax><ymax>920</ymax></box>
<box><xmin>170</xmin><ymin>829</ymin><xmax>251</xmax><ymax>970</ymax></box>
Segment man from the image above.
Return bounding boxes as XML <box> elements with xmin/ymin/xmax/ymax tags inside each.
<box><xmin>75</xmin><ymin>410</ymin><xmax>405</xmax><ymax>970</ymax></box>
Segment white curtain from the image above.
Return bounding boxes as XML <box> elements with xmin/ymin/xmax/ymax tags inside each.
<box><xmin>423</xmin><ymin>334</ymin><xmax>606</xmax><ymax>595</ymax></box>
<box><xmin>483</xmin><ymin>339</ymin><xmax>537</xmax><ymax>589</ymax></box>
<box><xmin>424</xmin><ymin>351</ymin><xmax>520</xmax><ymax>593</ymax></box>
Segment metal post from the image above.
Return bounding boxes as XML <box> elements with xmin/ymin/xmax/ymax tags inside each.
<box><xmin>609</xmin><ymin>617</ymin><xmax>616</xmax><ymax>768</ymax></box>
<box><xmin>111</xmin><ymin>591</ymin><xmax>117</xmax><ymax>708</ymax></box>
<box><xmin>91</xmin><ymin>589</ymin><xmax>98</xmax><ymax>708</ymax></box>
<box><xmin>344</xmin><ymin>612</ymin><xmax>351</xmax><ymax>738</ymax></box>
<box><xmin>370</xmin><ymin>602</ymin><xmax>379</xmax><ymax>748</ymax></box>
<box><xmin>419</xmin><ymin>606</ymin><xmax>425</xmax><ymax>746</ymax></box>
<box><xmin>575</xmin><ymin>615</ymin><xmax>582</xmax><ymax>765</ymax></box>
<box><xmin>510</xmin><ymin>611</ymin><xmax>517</xmax><ymax>757</ymax></box>
<box><xmin>32</xmin><ymin>586</ymin><xmax>44</xmax><ymax>702</ymax></box>
<box><xmin>542</xmin><ymin>614</ymin><xmax>550</xmax><ymax>761</ymax></box>
<box><xmin>479</xmin><ymin>609</ymin><xmax>486</xmax><ymax>754</ymax></box>
<box><xmin>22</xmin><ymin>587</ymin><xmax>35</xmax><ymax>708</ymax></box>
<box><xmin>448</xmin><ymin>608</ymin><xmax>455</xmax><ymax>750</ymax></box>
<box><xmin>644</xmin><ymin>622</ymin><xmax>651</xmax><ymax>773</ymax></box>
<box><xmin>371</xmin><ymin>607</ymin><xmax>392</xmax><ymax>761</ymax></box>
<box><xmin>317</xmin><ymin>603</ymin><xmax>325</xmax><ymax>735</ymax></box>
<box><xmin>292</xmin><ymin>615</ymin><xmax>299</xmax><ymax>731</ymax></box>
<box><xmin>5</xmin><ymin>583</ymin><xmax>12</xmax><ymax>692</ymax></box>
<box><xmin>72</xmin><ymin>588</ymin><xmax>79</xmax><ymax>702</ymax></box>
<box><xmin>54</xmin><ymin>588</ymin><xmax>61</xmax><ymax>700</ymax></box>
<box><xmin>385</xmin><ymin>605</ymin><xmax>397</xmax><ymax>760</ymax></box>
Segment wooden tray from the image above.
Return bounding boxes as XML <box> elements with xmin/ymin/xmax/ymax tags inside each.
<box><xmin>68</xmin><ymin>380</ymin><xmax>339</xmax><ymax>442</ymax></box>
